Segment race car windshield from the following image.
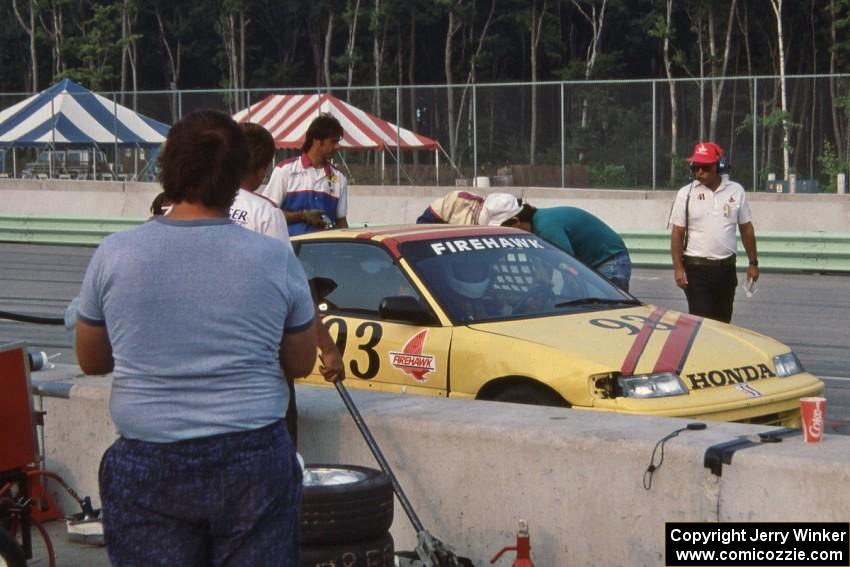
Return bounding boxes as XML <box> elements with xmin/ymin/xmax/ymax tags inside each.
<box><xmin>400</xmin><ymin>234</ymin><xmax>638</xmax><ymax>324</ymax></box>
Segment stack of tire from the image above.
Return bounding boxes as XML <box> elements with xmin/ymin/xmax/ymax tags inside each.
<box><xmin>300</xmin><ymin>465</ymin><xmax>395</xmax><ymax>566</ymax></box>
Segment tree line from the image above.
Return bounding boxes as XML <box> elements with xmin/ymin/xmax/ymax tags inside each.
<box><xmin>3</xmin><ymin>0</ymin><xmax>850</xmax><ymax>187</ymax></box>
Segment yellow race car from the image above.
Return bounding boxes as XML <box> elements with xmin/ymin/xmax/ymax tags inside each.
<box><xmin>293</xmin><ymin>225</ymin><xmax>823</xmax><ymax>427</ymax></box>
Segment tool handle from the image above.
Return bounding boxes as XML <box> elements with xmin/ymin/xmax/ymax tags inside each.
<box><xmin>334</xmin><ymin>381</ymin><xmax>425</xmax><ymax>534</ymax></box>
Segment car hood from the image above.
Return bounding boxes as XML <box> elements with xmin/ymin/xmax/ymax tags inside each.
<box><xmin>466</xmin><ymin>304</ymin><xmax>793</xmax><ymax>390</ymax></box>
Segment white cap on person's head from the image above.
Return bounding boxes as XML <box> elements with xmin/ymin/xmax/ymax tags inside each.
<box><xmin>478</xmin><ymin>193</ymin><xmax>522</xmax><ymax>226</ymax></box>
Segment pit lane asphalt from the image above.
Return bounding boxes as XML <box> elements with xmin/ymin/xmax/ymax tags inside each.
<box><xmin>1</xmin><ymin>242</ymin><xmax>848</xmax><ymax>433</ymax></box>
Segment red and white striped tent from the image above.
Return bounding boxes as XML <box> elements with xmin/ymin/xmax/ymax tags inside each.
<box><xmin>233</xmin><ymin>93</ymin><xmax>438</xmax><ymax>151</ymax></box>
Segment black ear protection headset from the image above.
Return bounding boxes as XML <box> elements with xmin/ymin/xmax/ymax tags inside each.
<box><xmin>687</xmin><ymin>154</ymin><xmax>730</xmax><ymax>181</ymax></box>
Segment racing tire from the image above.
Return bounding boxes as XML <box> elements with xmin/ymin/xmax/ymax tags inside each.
<box><xmin>0</xmin><ymin>527</ymin><xmax>26</xmax><ymax>567</ymax></box>
<box><xmin>301</xmin><ymin>465</ymin><xmax>394</xmax><ymax>545</ymax></box>
<box><xmin>490</xmin><ymin>384</ymin><xmax>570</xmax><ymax>408</ymax></box>
<box><xmin>300</xmin><ymin>532</ymin><xmax>394</xmax><ymax>567</ymax></box>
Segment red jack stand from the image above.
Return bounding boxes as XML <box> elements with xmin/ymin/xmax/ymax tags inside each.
<box><xmin>27</xmin><ymin>468</ymin><xmax>64</xmax><ymax>522</ymax></box>
<box><xmin>490</xmin><ymin>520</ymin><xmax>535</xmax><ymax>566</ymax></box>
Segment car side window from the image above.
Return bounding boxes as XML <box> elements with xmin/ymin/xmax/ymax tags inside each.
<box><xmin>297</xmin><ymin>242</ymin><xmax>421</xmax><ymax>315</ymax></box>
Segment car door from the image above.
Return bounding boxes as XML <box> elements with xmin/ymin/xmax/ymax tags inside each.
<box><xmin>296</xmin><ymin>241</ymin><xmax>453</xmax><ymax>397</ymax></box>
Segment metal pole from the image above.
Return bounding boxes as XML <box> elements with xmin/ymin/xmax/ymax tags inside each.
<box><xmin>178</xmin><ymin>89</ymin><xmax>183</xmax><ymax>119</ymax></box>
<box><xmin>753</xmin><ymin>78</ymin><xmax>758</xmax><ymax>191</ymax></box>
<box><xmin>560</xmin><ymin>82</ymin><xmax>565</xmax><ymax>188</ymax></box>
<box><xmin>652</xmin><ymin>81</ymin><xmax>657</xmax><ymax>190</ymax></box>
<box><xmin>334</xmin><ymin>382</ymin><xmax>425</xmax><ymax>534</ymax></box>
<box><xmin>396</xmin><ymin>86</ymin><xmax>401</xmax><ymax>186</ymax></box>
<box><xmin>113</xmin><ymin>95</ymin><xmax>119</xmax><ymax>178</ymax></box>
<box><xmin>49</xmin><ymin>96</ymin><xmax>55</xmax><ymax>178</ymax></box>
<box><xmin>472</xmin><ymin>84</ymin><xmax>478</xmax><ymax>182</ymax></box>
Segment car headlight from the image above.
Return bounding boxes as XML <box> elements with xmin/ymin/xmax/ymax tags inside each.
<box><xmin>618</xmin><ymin>372</ymin><xmax>688</xmax><ymax>398</ymax></box>
<box><xmin>773</xmin><ymin>352</ymin><xmax>804</xmax><ymax>377</ymax></box>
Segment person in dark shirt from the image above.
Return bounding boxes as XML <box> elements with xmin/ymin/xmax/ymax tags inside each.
<box><xmin>502</xmin><ymin>204</ymin><xmax>632</xmax><ymax>291</ymax></box>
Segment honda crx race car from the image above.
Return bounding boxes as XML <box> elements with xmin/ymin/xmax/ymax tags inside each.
<box><xmin>293</xmin><ymin>225</ymin><xmax>823</xmax><ymax>426</ymax></box>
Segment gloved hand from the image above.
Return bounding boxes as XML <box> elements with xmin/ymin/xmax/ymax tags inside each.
<box><xmin>302</xmin><ymin>209</ymin><xmax>326</xmax><ymax>227</ymax></box>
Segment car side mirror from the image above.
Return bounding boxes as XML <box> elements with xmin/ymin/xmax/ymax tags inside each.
<box><xmin>379</xmin><ymin>296</ymin><xmax>436</xmax><ymax>325</ymax></box>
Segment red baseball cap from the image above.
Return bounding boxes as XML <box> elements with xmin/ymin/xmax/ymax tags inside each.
<box><xmin>688</xmin><ymin>142</ymin><xmax>724</xmax><ymax>165</ymax></box>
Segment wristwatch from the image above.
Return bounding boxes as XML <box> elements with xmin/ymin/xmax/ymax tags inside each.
<box><xmin>749</xmin><ymin>259</ymin><xmax>759</xmax><ymax>267</ymax></box>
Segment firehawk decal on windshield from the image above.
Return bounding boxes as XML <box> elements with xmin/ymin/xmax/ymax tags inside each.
<box><xmin>389</xmin><ymin>329</ymin><xmax>436</xmax><ymax>382</ymax></box>
<box><xmin>430</xmin><ymin>237</ymin><xmax>545</xmax><ymax>256</ymax></box>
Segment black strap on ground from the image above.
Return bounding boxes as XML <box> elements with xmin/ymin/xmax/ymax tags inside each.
<box><xmin>0</xmin><ymin>309</ymin><xmax>65</xmax><ymax>325</ymax></box>
<box><xmin>704</xmin><ymin>427</ymin><xmax>801</xmax><ymax>477</ymax></box>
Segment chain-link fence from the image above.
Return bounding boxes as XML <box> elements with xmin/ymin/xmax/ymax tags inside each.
<box><xmin>3</xmin><ymin>74</ymin><xmax>850</xmax><ymax>190</ymax></box>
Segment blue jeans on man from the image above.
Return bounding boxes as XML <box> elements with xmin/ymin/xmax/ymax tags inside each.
<box><xmin>99</xmin><ymin>420</ymin><xmax>301</xmax><ymax>567</ymax></box>
<box><xmin>596</xmin><ymin>250</ymin><xmax>632</xmax><ymax>292</ymax></box>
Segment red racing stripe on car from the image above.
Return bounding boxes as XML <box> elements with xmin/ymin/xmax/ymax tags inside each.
<box><xmin>619</xmin><ymin>306</ymin><xmax>666</xmax><ymax>377</ymax></box>
<box><xmin>652</xmin><ymin>314</ymin><xmax>702</xmax><ymax>374</ymax></box>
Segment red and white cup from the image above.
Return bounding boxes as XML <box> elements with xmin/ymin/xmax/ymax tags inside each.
<box><xmin>800</xmin><ymin>397</ymin><xmax>827</xmax><ymax>443</ymax></box>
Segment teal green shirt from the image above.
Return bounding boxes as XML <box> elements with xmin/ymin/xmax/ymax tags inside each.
<box><xmin>532</xmin><ymin>207</ymin><xmax>627</xmax><ymax>268</ymax></box>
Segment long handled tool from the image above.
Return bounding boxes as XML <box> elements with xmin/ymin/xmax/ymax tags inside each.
<box><xmin>334</xmin><ymin>381</ymin><xmax>473</xmax><ymax>567</ymax></box>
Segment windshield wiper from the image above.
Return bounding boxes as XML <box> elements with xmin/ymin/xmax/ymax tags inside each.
<box><xmin>554</xmin><ymin>297</ymin><xmax>642</xmax><ymax>308</ymax></box>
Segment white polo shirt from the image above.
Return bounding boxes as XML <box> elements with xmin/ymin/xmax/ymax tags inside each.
<box><xmin>670</xmin><ymin>178</ymin><xmax>752</xmax><ymax>260</ymax></box>
<box><xmin>229</xmin><ymin>188</ymin><xmax>291</xmax><ymax>247</ymax></box>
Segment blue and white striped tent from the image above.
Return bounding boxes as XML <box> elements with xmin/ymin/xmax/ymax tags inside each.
<box><xmin>0</xmin><ymin>79</ymin><xmax>168</xmax><ymax>148</ymax></box>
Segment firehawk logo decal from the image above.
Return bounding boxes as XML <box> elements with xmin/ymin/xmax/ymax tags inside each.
<box><xmin>389</xmin><ymin>330</ymin><xmax>436</xmax><ymax>382</ymax></box>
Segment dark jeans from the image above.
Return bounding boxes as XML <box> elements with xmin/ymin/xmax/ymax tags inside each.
<box><xmin>683</xmin><ymin>261</ymin><xmax>738</xmax><ymax>323</ymax></box>
<box><xmin>99</xmin><ymin>420</ymin><xmax>301</xmax><ymax>567</ymax></box>
<box><xmin>596</xmin><ymin>251</ymin><xmax>632</xmax><ymax>292</ymax></box>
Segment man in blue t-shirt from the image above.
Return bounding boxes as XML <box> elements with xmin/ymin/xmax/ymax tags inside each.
<box><xmin>501</xmin><ymin>204</ymin><xmax>632</xmax><ymax>291</ymax></box>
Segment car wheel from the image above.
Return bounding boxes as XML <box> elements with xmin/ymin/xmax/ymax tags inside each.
<box><xmin>490</xmin><ymin>384</ymin><xmax>570</xmax><ymax>407</ymax></box>
<box><xmin>300</xmin><ymin>532</ymin><xmax>394</xmax><ymax>567</ymax></box>
<box><xmin>301</xmin><ymin>465</ymin><xmax>394</xmax><ymax>545</ymax></box>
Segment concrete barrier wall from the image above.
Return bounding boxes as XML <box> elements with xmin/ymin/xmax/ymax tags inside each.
<box><xmin>34</xmin><ymin>366</ymin><xmax>850</xmax><ymax>566</ymax></box>
<box><xmin>0</xmin><ymin>178</ymin><xmax>159</xmax><ymax>218</ymax></box>
<box><xmin>2</xmin><ymin>179</ymin><xmax>848</xmax><ymax>232</ymax></box>
<box><xmin>350</xmin><ymin>185</ymin><xmax>850</xmax><ymax>232</ymax></box>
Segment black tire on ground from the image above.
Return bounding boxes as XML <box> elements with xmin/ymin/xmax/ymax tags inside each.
<box><xmin>490</xmin><ymin>383</ymin><xmax>570</xmax><ymax>407</ymax></box>
<box><xmin>0</xmin><ymin>527</ymin><xmax>26</xmax><ymax>567</ymax></box>
<box><xmin>301</xmin><ymin>465</ymin><xmax>394</xmax><ymax>545</ymax></box>
<box><xmin>300</xmin><ymin>532</ymin><xmax>394</xmax><ymax>567</ymax></box>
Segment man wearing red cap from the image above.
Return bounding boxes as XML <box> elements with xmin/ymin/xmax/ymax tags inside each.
<box><xmin>669</xmin><ymin>142</ymin><xmax>759</xmax><ymax>323</ymax></box>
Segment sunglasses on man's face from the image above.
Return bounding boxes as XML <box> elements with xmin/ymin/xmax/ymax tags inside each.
<box><xmin>690</xmin><ymin>163</ymin><xmax>715</xmax><ymax>172</ymax></box>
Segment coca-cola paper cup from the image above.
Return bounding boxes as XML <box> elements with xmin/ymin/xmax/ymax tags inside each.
<box><xmin>800</xmin><ymin>397</ymin><xmax>827</xmax><ymax>443</ymax></box>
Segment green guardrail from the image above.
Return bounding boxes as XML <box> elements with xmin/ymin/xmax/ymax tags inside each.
<box><xmin>1</xmin><ymin>215</ymin><xmax>849</xmax><ymax>272</ymax></box>
<box><xmin>0</xmin><ymin>215</ymin><xmax>145</xmax><ymax>246</ymax></box>
<box><xmin>623</xmin><ymin>231</ymin><xmax>850</xmax><ymax>272</ymax></box>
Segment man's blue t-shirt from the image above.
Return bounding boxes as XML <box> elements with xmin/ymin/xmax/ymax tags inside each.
<box><xmin>77</xmin><ymin>216</ymin><xmax>314</xmax><ymax>443</ymax></box>
<box><xmin>532</xmin><ymin>207</ymin><xmax>627</xmax><ymax>268</ymax></box>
